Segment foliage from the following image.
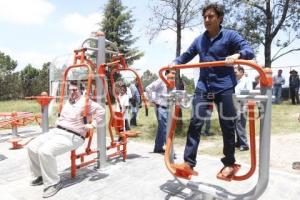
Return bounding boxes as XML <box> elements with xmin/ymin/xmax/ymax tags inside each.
<box><xmin>0</xmin><ymin>52</ymin><xmax>20</xmax><ymax>100</ymax></box>
<box><xmin>148</xmin><ymin>0</ymin><xmax>202</xmax><ymax>94</ymax></box>
<box><xmin>0</xmin><ymin>51</ymin><xmax>50</xmax><ymax>100</ymax></box>
<box><xmin>181</xmin><ymin>74</ymin><xmax>195</xmax><ymax>94</ymax></box>
<box><xmin>222</xmin><ymin>0</ymin><xmax>300</xmax><ymax>67</ymax></box>
<box><xmin>0</xmin><ymin>51</ymin><xmax>17</xmax><ymax>75</ymax></box>
<box><xmin>140</xmin><ymin>69</ymin><xmax>158</xmax><ymax>90</ymax></box>
<box><xmin>100</xmin><ymin>0</ymin><xmax>144</xmax><ymax>64</ymax></box>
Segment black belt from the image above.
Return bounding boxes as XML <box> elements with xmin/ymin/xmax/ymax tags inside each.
<box><xmin>57</xmin><ymin>125</ymin><xmax>85</xmax><ymax>140</ymax></box>
<box><xmin>156</xmin><ymin>104</ymin><xmax>168</xmax><ymax>109</ymax></box>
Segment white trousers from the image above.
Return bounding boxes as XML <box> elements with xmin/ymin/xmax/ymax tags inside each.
<box><xmin>27</xmin><ymin>128</ymin><xmax>84</xmax><ymax>188</ymax></box>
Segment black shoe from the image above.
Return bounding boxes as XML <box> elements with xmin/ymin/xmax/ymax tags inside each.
<box><xmin>30</xmin><ymin>176</ymin><xmax>43</xmax><ymax>186</ymax></box>
<box><xmin>153</xmin><ymin>149</ymin><xmax>165</xmax><ymax>154</ymax></box>
<box><xmin>43</xmin><ymin>182</ymin><xmax>63</xmax><ymax>198</ymax></box>
<box><xmin>235</xmin><ymin>143</ymin><xmax>240</xmax><ymax>148</ymax></box>
<box><xmin>239</xmin><ymin>146</ymin><xmax>249</xmax><ymax>151</ymax></box>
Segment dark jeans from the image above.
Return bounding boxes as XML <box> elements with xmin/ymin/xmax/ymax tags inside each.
<box><xmin>235</xmin><ymin>103</ymin><xmax>249</xmax><ymax>148</ymax></box>
<box><xmin>290</xmin><ymin>87</ymin><xmax>300</xmax><ymax>104</ymax></box>
<box><xmin>273</xmin><ymin>86</ymin><xmax>282</xmax><ymax>104</ymax></box>
<box><xmin>184</xmin><ymin>89</ymin><xmax>236</xmax><ymax>167</ymax></box>
<box><xmin>154</xmin><ymin>106</ymin><xmax>168</xmax><ymax>151</ymax></box>
<box><xmin>130</xmin><ymin>109</ymin><xmax>138</xmax><ymax>126</ymax></box>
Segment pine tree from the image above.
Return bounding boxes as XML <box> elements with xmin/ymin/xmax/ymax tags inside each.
<box><xmin>100</xmin><ymin>0</ymin><xmax>143</xmax><ymax>64</ymax></box>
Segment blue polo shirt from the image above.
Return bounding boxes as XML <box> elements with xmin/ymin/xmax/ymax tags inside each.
<box><xmin>174</xmin><ymin>27</ymin><xmax>254</xmax><ymax>93</ymax></box>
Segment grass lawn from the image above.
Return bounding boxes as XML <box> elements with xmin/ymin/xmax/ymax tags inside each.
<box><xmin>1</xmin><ymin>99</ymin><xmax>299</xmax><ymax>158</ymax></box>
<box><xmin>1</xmin><ymin>99</ymin><xmax>299</xmax><ymax>135</ymax></box>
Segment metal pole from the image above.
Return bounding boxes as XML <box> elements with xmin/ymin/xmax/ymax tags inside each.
<box><xmin>95</xmin><ymin>32</ymin><xmax>107</xmax><ymax>169</ymax></box>
<box><xmin>41</xmin><ymin>105</ymin><xmax>49</xmax><ymax>133</ymax></box>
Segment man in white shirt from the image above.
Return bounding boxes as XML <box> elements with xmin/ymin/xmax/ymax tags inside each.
<box><xmin>234</xmin><ymin>65</ymin><xmax>252</xmax><ymax>151</ymax></box>
<box><xmin>145</xmin><ymin>70</ymin><xmax>175</xmax><ymax>153</ymax></box>
<box><xmin>272</xmin><ymin>69</ymin><xmax>285</xmax><ymax>104</ymax></box>
<box><xmin>27</xmin><ymin>81</ymin><xmax>105</xmax><ymax>198</ymax></box>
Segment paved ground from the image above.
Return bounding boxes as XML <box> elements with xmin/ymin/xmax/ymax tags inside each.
<box><xmin>0</xmin><ymin>126</ymin><xmax>299</xmax><ymax>200</ymax></box>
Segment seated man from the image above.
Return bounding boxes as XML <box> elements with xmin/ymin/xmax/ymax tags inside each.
<box><xmin>27</xmin><ymin>80</ymin><xmax>105</xmax><ymax>198</ymax></box>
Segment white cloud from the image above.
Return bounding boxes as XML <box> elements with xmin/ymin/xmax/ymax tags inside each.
<box><xmin>17</xmin><ymin>51</ymin><xmax>52</xmax><ymax>69</ymax></box>
<box><xmin>154</xmin><ymin>28</ymin><xmax>199</xmax><ymax>50</ymax></box>
<box><xmin>61</xmin><ymin>12</ymin><xmax>102</xmax><ymax>37</ymax></box>
<box><xmin>0</xmin><ymin>0</ymin><xmax>54</xmax><ymax>25</ymax></box>
<box><xmin>1</xmin><ymin>47</ymin><xmax>53</xmax><ymax>70</ymax></box>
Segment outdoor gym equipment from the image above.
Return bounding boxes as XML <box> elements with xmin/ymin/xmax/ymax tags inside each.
<box><xmin>48</xmin><ymin>32</ymin><xmax>147</xmax><ymax>177</ymax></box>
<box><xmin>159</xmin><ymin>60</ymin><xmax>272</xmax><ymax>200</ymax></box>
<box><xmin>7</xmin><ymin>92</ymin><xmax>55</xmax><ymax>149</ymax></box>
<box><xmin>97</xmin><ymin>54</ymin><xmax>148</xmax><ymax>161</ymax></box>
<box><xmin>56</xmin><ymin>47</ymin><xmax>98</xmax><ymax>178</ymax></box>
<box><xmin>0</xmin><ymin>112</ymin><xmax>41</xmax><ymax>149</ymax></box>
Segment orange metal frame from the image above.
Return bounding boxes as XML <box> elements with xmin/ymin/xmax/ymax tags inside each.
<box><xmin>0</xmin><ymin>112</ymin><xmax>41</xmax><ymax>129</ymax></box>
<box><xmin>97</xmin><ymin>54</ymin><xmax>148</xmax><ymax>161</ymax></box>
<box><xmin>56</xmin><ymin>48</ymin><xmax>98</xmax><ymax>178</ymax></box>
<box><xmin>1</xmin><ymin>112</ymin><xmax>41</xmax><ymax>149</ymax></box>
<box><xmin>159</xmin><ymin>60</ymin><xmax>272</xmax><ymax>181</ymax></box>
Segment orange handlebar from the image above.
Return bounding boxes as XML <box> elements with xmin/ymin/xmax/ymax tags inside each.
<box><xmin>158</xmin><ymin>60</ymin><xmax>272</xmax><ymax>89</ymax></box>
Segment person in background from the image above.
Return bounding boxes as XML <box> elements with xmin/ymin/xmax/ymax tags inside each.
<box><xmin>273</xmin><ymin>69</ymin><xmax>285</xmax><ymax>104</ymax></box>
<box><xmin>145</xmin><ymin>70</ymin><xmax>175</xmax><ymax>154</ymax></box>
<box><xmin>289</xmin><ymin>69</ymin><xmax>300</xmax><ymax>105</ymax></box>
<box><xmin>170</xmin><ymin>3</ymin><xmax>254</xmax><ymax>180</ymax></box>
<box><xmin>129</xmin><ymin>80</ymin><xmax>141</xmax><ymax>126</ymax></box>
<box><xmin>115</xmin><ymin>80</ymin><xmax>131</xmax><ymax>131</ymax></box>
<box><xmin>27</xmin><ymin>80</ymin><xmax>105</xmax><ymax>198</ymax></box>
<box><xmin>234</xmin><ymin>65</ymin><xmax>252</xmax><ymax>151</ymax></box>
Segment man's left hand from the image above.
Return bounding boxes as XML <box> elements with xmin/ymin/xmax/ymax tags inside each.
<box><xmin>225</xmin><ymin>53</ymin><xmax>240</xmax><ymax>65</ymax></box>
<box><xmin>84</xmin><ymin>124</ymin><xmax>95</xmax><ymax>129</ymax></box>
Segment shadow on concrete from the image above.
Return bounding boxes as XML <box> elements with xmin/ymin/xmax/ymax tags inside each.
<box><xmin>160</xmin><ymin>178</ymin><xmax>255</xmax><ymax>200</ymax></box>
<box><xmin>107</xmin><ymin>153</ymin><xmax>146</xmax><ymax>165</ymax></box>
<box><xmin>0</xmin><ymin>154</ymin><xmax>7</xmax><ymax>161</ymax></box>
<box><xmin>60</xmin><ymin>168</ymin><xmax>109</xmax><ymax>189</ymax></box>
<box><xmin>0</xmin><ymin>131</ymin><xmax>42</xmax><ymax>143</ymax></box>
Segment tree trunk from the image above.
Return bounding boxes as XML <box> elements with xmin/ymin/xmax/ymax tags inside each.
<box><xmin>264</xmin><ymin>0</ymin><xmax>273</xmax><ymax>68</ymax></box>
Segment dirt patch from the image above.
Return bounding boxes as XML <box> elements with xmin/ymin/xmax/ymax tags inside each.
<box><xmin>268</xmin><ymin>133</ymin><xmax>300</xmax><ymax>174</ymax></box>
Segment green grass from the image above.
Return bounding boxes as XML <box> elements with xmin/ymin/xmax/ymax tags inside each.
<box><xmin>1</xmin><ymin>99</ymin><xmax>299</xmax><ymax>150</ymax></box>
<box><xmin>0</xmin><ymin>100</ymin><xmax>41</xmax><ymax>113</ymax></box>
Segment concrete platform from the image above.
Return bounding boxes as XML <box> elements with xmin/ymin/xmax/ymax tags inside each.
<box><xmin>0</xmin><ymin>126</ymin><xmax>299</xmax><ymax>200</ymax></box>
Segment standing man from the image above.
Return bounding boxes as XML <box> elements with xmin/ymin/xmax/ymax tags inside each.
<box><xmin>234</xmin><ymin>65</ymin><xmax>252</xmax><ymax>151</ymax></box>
<box><xmin>129</xmin><ymin>80</ymin><xmax>141</xmax><ymax>126</ymax></box>
<box><xmin>171</xmin><ymin>3</ymin><xmax>254</xmax><ymax>180</ymax></box>
<box><xmin>289</xmin><ymin>70</ymin><xmax>300</xmax><ymax>105</ymax></box>
<box><xmin>27</xmin><ymin>81</ymin><xmax>105</xmax><ymax>198</ymax></box>
<box><xmin>146</xmin><ymin>70</ymin><xmax>175</xmax><ymax>154</ymax></box>
<box><xmin>273</xmin><ymin>69</ymin><xmax>285</xmax><ymax>104</ymax></box>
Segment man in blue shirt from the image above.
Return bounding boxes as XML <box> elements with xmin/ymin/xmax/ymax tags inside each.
<box><xmin>172</xmin><ymin>3</ymin><xmax>254</xmax><ymax>180</ymax></box>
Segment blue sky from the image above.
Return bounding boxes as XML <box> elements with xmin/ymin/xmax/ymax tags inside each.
<box><xmin>0</xmin><ymin>0</ymin><xmax>299</xmax><ymax>83</ymax></box>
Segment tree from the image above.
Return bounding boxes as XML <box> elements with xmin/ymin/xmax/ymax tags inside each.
<box><xmin>0</xmin><ymin>51</ymin><xmax>18</xmax><ymax>75</ymax></box>
<box><xmin>181</xmin><ymin>74</ymin><xmax>194</xmax><ymax>94</ymax></box>
<box><xmin>148</xmin><ymin>0</ymin><xmax>202</xmax><ymax>90</ymax></box>
<box><xmin>148</xmin><ymin>0</ymin><xmax>202</xmax><ymax>127</ymax></box>
<box><xmin>141</xmin><ymin>69</ymin><xmax>158</xmax><ymax>89</ymax></box>
<box><xmin>0</xmin><ymin>51</ymin><xmax>19</xmax><ymax>100</ymax></box>
<box><xmin>20</xmin><ymin>64</ymin><xmax>40</xmax><ymax>97</ymax></box>
<box><xmin>37</xmin><ymin>62</ymin><xmax>50</xmax><ymax>93</ymax></box>
<box><xmin>100</xmin><ymin>0</ymin><xmax>143</xmax><ymax>64</ymax></box>
<box><xmin>222</xmin><ymin>0</ymin><xmax>300</xmax><ymax>67</ymax></box>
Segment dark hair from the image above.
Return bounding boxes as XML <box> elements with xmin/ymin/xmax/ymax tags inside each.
<box><xmin>202</xmin><ymin>3</ymin><xmax>224</xmax><ymax>23</ymax></box>
<box><xmin>236</xmin><ymin>65</ymin><xmax>244</xmax><ymax>74</ymax></box>
<box><xmin>69</xmin><ymin>80</ymin><xmax>78</xmax><ymax>86</ymax></box>
<box><xmin>69</xmin><ymin>80</ymin><xmax>84</xmax><ymax>94</ymax></box>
